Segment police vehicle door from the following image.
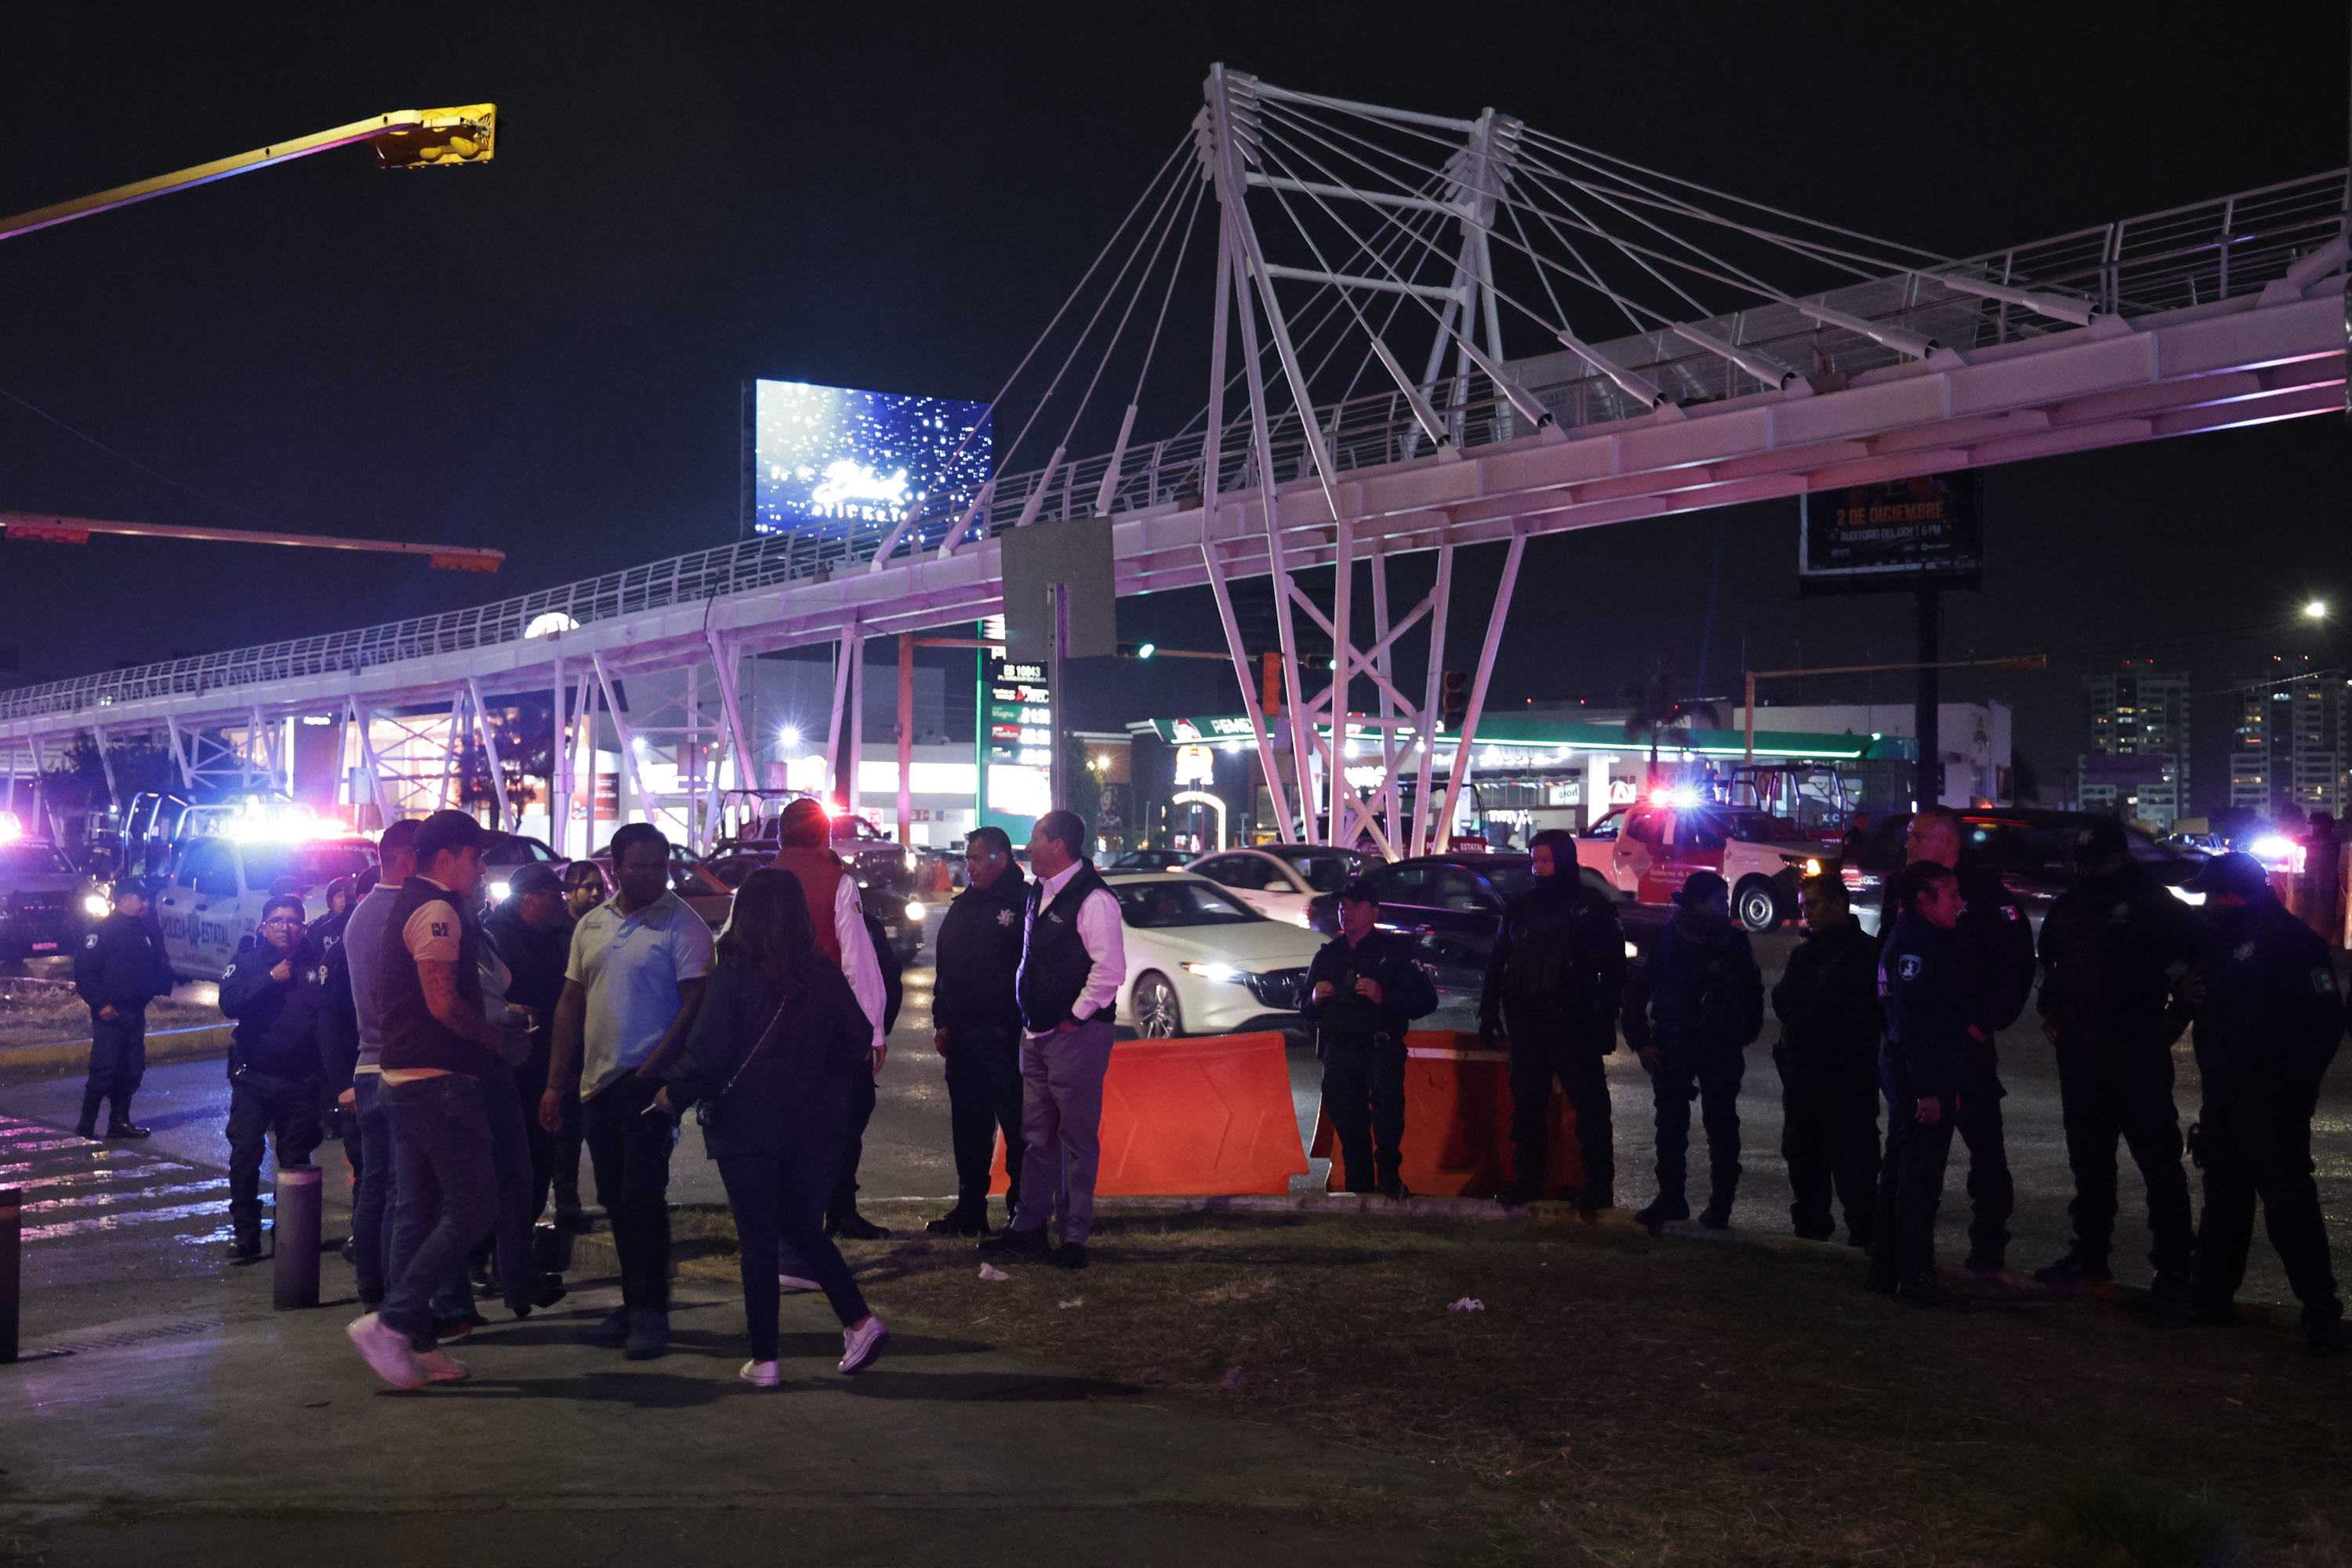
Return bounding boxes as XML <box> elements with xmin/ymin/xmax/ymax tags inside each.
<box><xmin>176</xmin><ymin>840</ymin><xmax>245</xmax><ymax>977</ymax></box>
<box><xmin>1615</xmin><ymin>808</ymin><xmax>1665</xmax><ymax>898</ymax></box>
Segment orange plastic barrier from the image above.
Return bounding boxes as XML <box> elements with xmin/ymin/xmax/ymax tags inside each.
<box><xmin>1307</xmin><ymin>1030</ymin><xmax>1583</xmax><ymax>1199</ymax></box>
<box><xmin>990</xmin><ymin>1031</ymin><xmax>1309</xmax><ymax>1196</ymax></box>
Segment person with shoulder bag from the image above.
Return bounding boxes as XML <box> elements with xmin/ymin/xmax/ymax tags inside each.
<box><xmin>659</xmin><ymin>868</ymin><xmax>891</xmax><ymax>1389</ymax></box>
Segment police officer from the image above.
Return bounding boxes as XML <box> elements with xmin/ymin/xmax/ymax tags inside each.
<box><xmin>1871</xmin><ymin>859</ymin><xmax>1976</xmax><ymax>1309</ymax></box>
<box><xmin>2034</xmin><ymin>817</ymin><xmax>2202</xmax><ymax>1302</ymax></box>
<box><xmin>217</xmin><ymin>894</ymin><xmax>334</xmax><ymax>1261</ymax></box>
<box><xmin>1770</xmin><ymin>873</ymin><xmax>1881</xmax><ymax>1246</ymax></box>
<box><xmin>71</xmin><ymin>873</ymin><xmax>174</xmax><ymax>1140</ymax></box>
<box><xmin>1892</xmin><ymin>806</ymin><xmax>2034</xmax><ymax>1273</ymax></box>
<box><xmin>1302</xmin><ymin>879</ymin><xmax>1437</xmax><ymax>1200</ymax></box>
<box><xmin>2173</xmin><ymin>851</ymin><xmax>2345</xmax><ymax>1357</ymax></box>
<box><xmin>1479</xmin><ymin>828</ymin><xmax>1625</xmax><ymax>1212</ymax></box>
<box><xmin>1622</xmin><ymin>869</ymin><xmax>1764</xmax><ymax>1231</ymax></box>
<box><xmin>926</xmin><ymin>826</ymin><xmax>1029</xmax><ymax>1237</ymax></box>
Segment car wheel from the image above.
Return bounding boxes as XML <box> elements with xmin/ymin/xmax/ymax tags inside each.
<box><xmin>1734</xmin><ymin>877</ymin><xmax>1781</xmax><ymax>933</ymax></box>
<box><xmin>1134</xmin><ymin>971</ymin><xmax>1185</xmax><ymax>1039</ymax></box>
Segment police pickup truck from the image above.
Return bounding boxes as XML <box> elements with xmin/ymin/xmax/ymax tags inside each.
<box><xmin>154</xmin><ymin>831</ymin><xmax>377</xmax><ymax>980</ymax></box>
<box><xmin>0</xmin><ymin>824</ymin><xmax>107</xmax><ymax>961</ymax></box>
<box><xmin>1576</xmin><ymin>797</ymin><xmax>1835</xmax><ymax>932</ymax></box>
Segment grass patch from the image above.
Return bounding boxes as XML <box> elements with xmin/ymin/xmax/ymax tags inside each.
<box><xmin>0</xmin><ymin>989</ymin><xmax>220</xmax><ymax>1049</ymax></box>
<box><xmin>760</xmin><ymin>1209</ymin><xmax>2352</xmax><ymax>1566</ymax></box>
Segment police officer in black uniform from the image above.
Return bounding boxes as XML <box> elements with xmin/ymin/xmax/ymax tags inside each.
<box><xmin>217</xmin><ymin>894</ymin><xmax>335</xmax><ymax>1261</ymax></box>
<box><xmin>1770</xmin><ymin>873</ymin><xmax>1881</xmax><ymax>1246</ymax></box>
<box><xmin>2171</xmin><ymin>851</ymin><xmax>2346</xmax><ymax>1356</ymax></box>
<box><xmin>1890</xmin><ymin>806</ymin><xmax>2036</xmax><ymax>1273</ymax></box>
<box><xmin>2034</xmin><ymin>817</ymin><xmax>2203</xmax><ymax>1302</ymax></box>
<box><xmin>927</xmin><ymin>826</ymin><xmax>1029</xmax><ymax>1236</ymax></box>
<box><xmin>1301</xmin><ymin>878</ymin><xmax>1437</xmax><ymax>1200</ymax></box>
<box><xmin>72</xmin><ymin>873</ymin><xmax>174</xmax><ymax>1139</ymax></box>
<box><xmin>1622</xmin><ymin>869</ymin><xmax>1764</xmax><ymax>1231</ymax></box>
<box><xmin>1872</xmin><ymin>859</ymin><xmax>1977</xmax><ymax>1309</ymax></box>
<box><xmin>1479</xmin><ymin>828</ymin><xmax>1625</xmax><ymax>1211</ymax></box>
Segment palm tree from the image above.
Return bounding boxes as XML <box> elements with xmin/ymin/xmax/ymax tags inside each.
<box><xmin>1621</xmin><ymin>670</ymin><xmax>1722</xmax><ymax>786</ymax></box>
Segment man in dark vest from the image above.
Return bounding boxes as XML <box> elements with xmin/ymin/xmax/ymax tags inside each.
<box><xmin>767</xmin><ymin>797</ymin><xmax>891</xmax><ymax>1243</ymax></box>
<box><xmin>347</xmin><ymin>809</ymin><xmax>513</xmax><ymax>1391</ymax></box>
<box><xmin>978</xmin><ymin>808</ymin><xmax>1125</xmax><ymax>1272</ymax></box>
<box><xmin>73</xmin><ymin>873</ymin><xmax>174</xmax><ymax>1139</ymax></box>
<box><xmin>927</xmin><ymin>826</ymin><xmax>1029</xmax><ymax>1236</ymax></box>
<box><xmin>1479</xmin><ymin>828</ymin><xmax>1626</xmax><ymax>1212</ymax></box>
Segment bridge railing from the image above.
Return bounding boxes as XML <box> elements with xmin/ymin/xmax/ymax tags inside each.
<box><xmin>5</xmin><ymin>171</ymin><xmax>2342</xmax><ymax>731</ymax></box>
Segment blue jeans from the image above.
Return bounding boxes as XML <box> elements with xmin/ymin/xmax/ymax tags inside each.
<box><xmin>381</xmin><ymin>1073</ymin><xmax>498</xmax><ymax>1352</ymax></box>
<box><xmin>352</xmin><ymin>1074</ymin><xmax>395</xmax><ymax>1305</ymax></box>
<box><xmin>720</xmin><ymin>1147</ymin><xmax>866</xmax><ymax>1360</ymax></box>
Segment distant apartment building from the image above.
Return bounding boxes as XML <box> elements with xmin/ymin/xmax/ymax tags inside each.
<box><xmin>2230</xmin><ymin>655</ymin><xmax>2348</xmax><ymax>825</ymax></box>
<box><xmin>2078</xmin><ymin>662</ymin><xmax>2189</xmax><ymax>829</ymax></box>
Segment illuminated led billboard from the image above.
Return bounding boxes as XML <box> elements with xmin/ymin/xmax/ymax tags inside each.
<box><xmin>746</xmin><ymin>379</ymin><xmax>990</xmax><ymax>539</ymax></box>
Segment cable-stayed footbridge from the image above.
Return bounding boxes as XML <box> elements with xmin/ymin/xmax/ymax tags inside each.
<box><xmin>3</xmin><ymin>67</ymin><xmax>2343</xmax><ymax>855</ymax></box>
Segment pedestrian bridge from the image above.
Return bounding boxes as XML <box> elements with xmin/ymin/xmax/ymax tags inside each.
<box><xmin>3</xmin><ymin>70</ymin><xmax>2342</xmax><ymax>855</ymax></box>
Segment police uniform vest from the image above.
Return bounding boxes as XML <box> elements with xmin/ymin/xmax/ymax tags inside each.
<box><xmin>1018</xmin><ymin>862</ymin><xmax>1112</xmax><ymax>1033</ymax></box>
<box><xmin>378</xmin><ymin>878</ymin><xmax>492</xmax><ymax>1076</ymax></box>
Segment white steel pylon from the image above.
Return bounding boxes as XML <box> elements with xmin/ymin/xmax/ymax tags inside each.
<box><xmin>1197</xmin><ymin>66</ymin><xmax>1529</xmax><ymax>855</ymax></box>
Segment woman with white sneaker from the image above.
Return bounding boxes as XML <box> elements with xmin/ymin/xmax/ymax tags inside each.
<box><xmin>658</xmin><ymin>868</ymin><xmax>889</xmax><ymax>1386</ymax></box>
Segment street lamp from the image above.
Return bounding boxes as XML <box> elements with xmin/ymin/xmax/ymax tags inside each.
<box><xmin>2306</xmin><ymin>601</ymin><xmax>2329</xmax><ymax>619</ymax></box>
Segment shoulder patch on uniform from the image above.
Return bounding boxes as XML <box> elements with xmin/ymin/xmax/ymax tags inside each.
<box><xmin>1898</xmin><ymin>953</ymin><xmax>1923</xmax><ymax>981</ymax></box>
<box><xmin>2001</xmin><ymin>906</ymin><xmax>2021</xmax><ymax>920</ymax></box>
<box><xmin>995</xmin><ymin>909</ymin><xmax>1015</xmax><ymax>927</ymax></box>
<box><xmin>2232</xmin><ymin>942</ymin><xmax>2256</xmax><ymax>964</ymax></box>
<box><xmin>83</xmin><ymin>931</ymin><xmax>100</xmax><ymax>949</ymax></box>
<box><xmin>2318</xmin><ymin>969</ymin><xmax>2337</xmax><ymax>996</ymax></box>
<box><xmin>2107</xmin><ymin>903</ymin><xmax>2132</xmax><ymax>923</ymax></box>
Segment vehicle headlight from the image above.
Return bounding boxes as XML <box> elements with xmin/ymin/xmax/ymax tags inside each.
<box><xmin>83</xmin><ymin>892</ymin><xmax>111</xmax><ymax>918</ymax></box>
<box><xmin>1802</xmin><ymin>857</ymin><xmax>1823</xmax><ymax>877</ymax></box>
<box><xmin>902</xmin><ymin>900</ymin><xmax>926</xmax><ymax>924</ymax></box>
<box><xmin>1183</xmin><ymin>962</ymin><xmax>1247</xmax><ymax>984</ymax></box>
<box><xmin>902</xmin><ymin>849</ymin><xmax>916</xmax><ymax>871</ymax></box>
<box><xmin>2166</xmin><ymin>884</ymin><xmax>2205</xmax><ymax>906</ymax></box>
<box><xmin>489</xmin><ymin>881</ymin><xmax>510</xmax><ymax>905</ymax></box>
<box><xmin>1624</xmin><ymin>941</ymin><xmax>1639</xmax><ymax>960</ymax></box>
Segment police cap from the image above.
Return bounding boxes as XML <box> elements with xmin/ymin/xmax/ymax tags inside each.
<box><xmin>2183</xmin><ymin>851</ymin><xmax>2269</xmax><ymax>899</ymax></box>
<box><xmin>1337</xmin><ymin>879</ymin><xmax>1379</xmax><ymax>905</ymax></box>
<box><xmin>2073</xmin><ymin>816</ymin><xmax>2130</xmax><ymax>868</ymax></box>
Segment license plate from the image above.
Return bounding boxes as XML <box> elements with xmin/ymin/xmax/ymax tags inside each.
<box><xmin>31</xmin><ymin>942</ymin><xmax>57</xmax><ymax>952</ymax></box>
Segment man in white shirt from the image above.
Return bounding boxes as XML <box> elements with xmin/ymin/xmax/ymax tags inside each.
<box><xmin>541</xmin><ymin>822</ymin><xmax>713</xmax><ymax>1360</ymax></box>
<box><xmin>978</xmin><ymin>809</ymin><xmax>1124</xmax><ymax>1272</ymax></box>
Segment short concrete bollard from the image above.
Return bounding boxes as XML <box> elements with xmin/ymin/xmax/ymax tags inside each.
<box><xmin>0</xmin><ymin>1185</ymin><xmax>19</xmax><ymax>1363</ymax></box>
<box><xmin>273</xmin><ymin>1164</ymin><xmax>322</xmax><ymax>1311</ymax></box>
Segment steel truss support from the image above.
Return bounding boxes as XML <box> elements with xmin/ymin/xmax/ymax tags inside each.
<box><xmin>1428</xmin><ymin>529</ymin><xmax>1526</xmax><ymax>851</ymax></box>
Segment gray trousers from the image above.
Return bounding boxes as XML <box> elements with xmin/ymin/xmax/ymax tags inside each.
<box><xmin>1012</xmin><ymin>1021</ymin><xmax>1115</xmax><ymax>1244</ymax></box>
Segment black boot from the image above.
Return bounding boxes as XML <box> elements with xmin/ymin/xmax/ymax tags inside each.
<box><xmin>2032</xmin><ymin>1250</ymin><xmax>2113</xmax><ymax>1287</ymax></box>
<box><xmin>1895</xmin><ymin>1269</ymin><xmax>1965</xmax><ymax>1311</ymax></box>
<box><xmin>1698</xmin><ymin>1188</ymin><xmax>1735</xmax><ymax>1230</ymax></box>
<box><xmin>1635</xmin><ymin>1194</ymin><xmax>1688</xmax><ymax>1232</ymax></box>
<box><xmin>75</xmin><ymin>1087</ymin><xmax>103</xmax><ymax>1140</ymax></box>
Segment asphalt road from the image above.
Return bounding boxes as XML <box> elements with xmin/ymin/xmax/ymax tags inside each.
<box><xmin>4</xmin><ymin>931</ymin><xmax>2348</xmax><ymax>1331</ymax></box>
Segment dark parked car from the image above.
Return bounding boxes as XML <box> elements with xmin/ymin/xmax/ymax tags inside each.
<box><xmin>1308</xmin><ymin>852</ymin><xmax>1661</xmax><ymax>995</ymax></box>
<box><xmin>1843</xmin><ymin>808</ymin><xmax>2203</xmax><ymax>937</ymax></box>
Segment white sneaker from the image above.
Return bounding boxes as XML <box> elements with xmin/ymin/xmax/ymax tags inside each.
<box><xmin>415</xmin><ymin>1348</ymin><xmax>470</xmax><ymax>1384</ymax></box>
<box><xmin>739</xmin><ymin>1359</ymin><xmax>781</xmax><ymax>1387</ymax></box>
<box><xmin>779</xmin><ymin>1274</ymin><xmax>822</xmax><ymax>1294</ymax></box>
<box><xmin>346</xmin><ymin>1312</ymin><xmax>423</xmax><ymax>1390</ymax></box>
<box><xmin>839</xmin><ymin>1315</ymin><xmax>889</xmax><ymax>1374</ymax></box>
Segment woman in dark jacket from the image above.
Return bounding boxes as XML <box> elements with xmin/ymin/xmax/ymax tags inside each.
<box><xmin>659</xmin><ymin>869</ymin><xmax>888</xmax><ymax>1388</ymax></box>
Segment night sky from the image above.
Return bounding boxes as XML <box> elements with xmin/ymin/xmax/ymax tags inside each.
<box><xmin>1</xmin><ymin>5</ymin><xmax>2345</xmax><ymax>814</ymax></box>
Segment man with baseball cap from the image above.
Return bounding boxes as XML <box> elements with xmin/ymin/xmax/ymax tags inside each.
<box><xmin>2173</xmin><ymin>851</ymin><xmax>2345</xmax><ymax>1356</ymax></box>
<box><xmin>1301</xmin><ymin>877</ymin><xmax>1436</xmax><ymax>1200</ymax></box>
<box><xmin>2034</xmin><ymin>815</ymin><xmax>2204</xmax><ymax>1308</ymax></box>
<box><xmin>1621</xmin><ymin>869</ymin><xmax>1764</xmax><ymax>1231</ymax></box>
<box><xmin>348</xmin><ymin>809</ymin><xmax>516</xmax><ymax>1388</ymax></box>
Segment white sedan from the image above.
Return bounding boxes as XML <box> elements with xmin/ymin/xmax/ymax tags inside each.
<box><xmin>1182</xmin><ymin>845</ymin><xmax>1366</xmax><ymax>927</ymax></box>
<box><xmin>1103</xmin><ymin>872</ymin><xmax>1327</xmax><ymax>1038</ymax></box>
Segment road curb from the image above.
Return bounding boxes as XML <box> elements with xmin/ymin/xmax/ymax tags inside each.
<box><xmin>0</xmin><ymin>1024</ymin><xmax>233</xmax><ymax>1080</ymax></box>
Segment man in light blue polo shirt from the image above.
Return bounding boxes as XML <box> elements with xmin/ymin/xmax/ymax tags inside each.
<box><xmin>541</xmin><ymin>822</ymin><xmax>712</xmax><ymax>1360</ymax></box>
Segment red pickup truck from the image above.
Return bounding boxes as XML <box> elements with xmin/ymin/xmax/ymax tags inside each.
<box><xmin>1576</xmin><ymin>799</ymin><xmax>1835</xmax><ymax>932</ymax></box>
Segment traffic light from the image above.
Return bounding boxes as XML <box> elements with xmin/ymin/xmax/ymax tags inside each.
<box><xmin>372</xmin><ymin>104</ymin><xmax>497</xmax><ymax>169</ymax></box>
<box><xmin>1440</xmin><ymin>670</ymin><xmax>1468</xmax><ymax>729</ymax></box>
<box><xmin>1114</xmin><ymin>641</ymin><xmax>1157</xmax><ymax>659</ymax></box>
<box><xmin>1299</xmin><ymin>652</ymin><xmax>1333</xmax><ymax>671</ymax></box>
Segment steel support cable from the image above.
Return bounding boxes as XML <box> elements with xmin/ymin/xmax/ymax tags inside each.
<box><xmin>1047</xmin><ymin>144</ymin><xmax>1205</xmax><ymax>465</ymax></box>
<box><xmin>1526</xmin><ymin>162</ymin><xmax>1799</xmax><ymax>312</ymax></box>
<box><xmin>1512</xmin><ymin>122</ymin><xmax>1949</xmax><ymax>266</ymax></box>
<box><xmin>1502</xmin><ymin>173</ymin><xmax>1675</xmax><ymax>333</ymax></box>
<box><xmin>991</xmin><ymin>137</ymin><xmax>1198</xmax><ymax>479</ymax></box>
<box><xmin>1157</xmin><ymin>169</ymin><xmax>1454</xmax><ymax>445</ymax></box>
<box><xmin>1509</xmin><ymin>163</ymin><xmax>1715</xmax><ymax>322</ymax></box>
<box><xmin>1509</xmin><ymin>143</ymin><xmax>1924</xmax><ymax>286</ymax></box>
<box><xmin>1125</xmin><ymin>175</ymin><xmax>1207</xmax><ymax>406</ymax></box>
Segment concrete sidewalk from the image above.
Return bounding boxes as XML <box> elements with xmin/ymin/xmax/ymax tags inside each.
<box><xmin>0</xmin><ymin>1258</ymin><xmax>1502</xmax><ymax>1566</ymax></box>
